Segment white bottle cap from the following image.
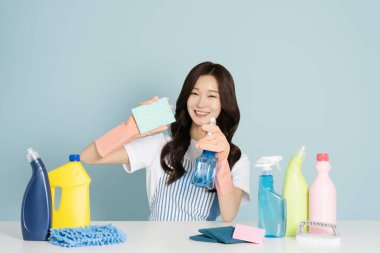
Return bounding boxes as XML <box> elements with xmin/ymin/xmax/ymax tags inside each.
<box><xmin>207</xmin><ymin>117</ymin><xmax>216</xmax><ymax>136</ymax></box>
<box><xmin>26</xmin><ymin>148</ymin><xmax>40</xmax><ymax>162</ymax></box>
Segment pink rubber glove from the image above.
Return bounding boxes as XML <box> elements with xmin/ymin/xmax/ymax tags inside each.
<box><xmin>196</xmin><ymin>124</ymin><xmax>235</xmax><ymax>195</ymax></box>
<box><xmin>95</xmin><ymin>96</ymin><xmax>168</xmax><ymax>157</ymax></box>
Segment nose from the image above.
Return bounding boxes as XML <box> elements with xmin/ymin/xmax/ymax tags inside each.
<box><xmin>196</xmin><ymin>95</ymin><xmax>208</xmax><ymax>108</ymax></box>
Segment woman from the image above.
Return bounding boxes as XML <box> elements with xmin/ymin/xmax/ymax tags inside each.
<box><xmin>81</xmin><ymin>61</ymin><xmax>250</xmax><ymax>222</ymax></box>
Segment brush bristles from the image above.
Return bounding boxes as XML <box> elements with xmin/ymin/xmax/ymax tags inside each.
<box><xmin>296</xmin><ymin>233</ymin><xmax>341</xmax><ymax>247</ymax></box>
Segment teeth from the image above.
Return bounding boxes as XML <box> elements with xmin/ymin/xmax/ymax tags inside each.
<box><xmin>195</xmin><ymin>111</ymin><xmax>209</xmax><ymax>115</ymax></box>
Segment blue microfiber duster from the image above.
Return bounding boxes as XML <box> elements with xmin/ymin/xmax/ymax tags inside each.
<box><xmin>49</xmin><ymin>224</ymin><xmax>126</xmax><ymax>247</ymax></box>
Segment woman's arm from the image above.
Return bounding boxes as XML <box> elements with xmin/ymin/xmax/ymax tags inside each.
<box><xmin>80</xmin><ymin>142</ymin><xmax>130</xmax><ymax>164</ymax></box>
<box><xmin>218</xmin><ymin>187</ymin><xmax>243</xmax><ymax>222</ymax></box>
<box><xmin>214</xmin><ymin>160</ymin><xmax>244</xmax><ymax>222</ymax></box>
<box><xmin>80</xmin><ymin>96</ymin><xmax>169</xmax><ymax>165</ymax></box>
<box><xmin>196</xmin><ymin>124</ymin><xmax>246</xmax><ymax>222</ymax></box>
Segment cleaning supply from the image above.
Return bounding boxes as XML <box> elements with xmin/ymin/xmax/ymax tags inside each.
<box><xmin>232</xmin><ymin>224</ymin><xmax>265</xmax><ymax>244</ymax></box>
<box><xmin>296</xmin><ymin>221</ymin><xmax>340</xmax><ymax>247</ymax></box>
<box><xmin>95</xmin><ymin>96</ymin><xmax>172</xmax><ymax>157</ymax></box>
<box><xmin>195</xmin><ymin>121</ymin><xmax>235</xmax><ymax>195</ymax></box>
<box><xmin>189</xmin><ymin>226</ymin><xmax>245</xmax><ymax>244</ymax></box>
<box><xmin>256</xmin><ymin>156</ymin><xmax>286</xmax><ymax>238</ymax></box>
<box><xmin>132</xmin><ymin>97</ymin><xmax>175</xmax><ymax>134</ymax></box>
<box><xmin>309</xmin><ymin>153</ymin><xmax>336</xmax><ymax>234</ymax></box>
<box><xmin>192</xmin><ymin>117</ymin><xmax>217</xmax><ymax>189</ymax></box>
<box><xmin>21</xmin><ymin>148</ymin><xmax>52</xmax><ymax>241</ymax></box>
<box><xmin>282</xmin><ymin>146</ymin><xmax>308</xmax><ymax>236</ymax></box>
<box><xmin>48</xmin><ymin>154</ymin><xmax>91</xmax><ymax>229</ymax></box>
<box><xmin>49</xmin><ymin>224</ymin><xmax>126</xmax><ymax>247</ymax></box>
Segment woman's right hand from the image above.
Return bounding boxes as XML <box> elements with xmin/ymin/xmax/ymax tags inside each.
<box><xmin>81</xmin><ymin>96</ymin><xmax>173</xmax><ymax>164</ymax></box>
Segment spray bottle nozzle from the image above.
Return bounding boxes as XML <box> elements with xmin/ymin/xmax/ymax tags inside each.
<box><xmin>26</xmin><ymin>147</ymin><xmax>40</xmax><ymax>162</ymax></box>
<box><xmin>207</xmin><ymin>117</ymin><xmax>216</xmax><ymax>136</ymax></box>
<box><xmin>255</xmin><ymin>156</ymin><xmax>283</xmax><ymax>172</ymax></box>
<box><xmin>297</xmin><ymin>146</ymin><xmax>306</xmax><ymax>157</ymax></box>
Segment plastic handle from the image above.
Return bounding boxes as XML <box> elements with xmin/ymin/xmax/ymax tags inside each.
<box><xmin>298</xmin><ymin>221</ymin><xmax>337</xmax><ymax>236</ymax></box>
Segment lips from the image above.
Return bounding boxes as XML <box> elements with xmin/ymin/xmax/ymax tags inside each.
<box><xmin>194</xmin><ymin>110</ymin><xmax>209</xmax><ymax>118</ymax></box>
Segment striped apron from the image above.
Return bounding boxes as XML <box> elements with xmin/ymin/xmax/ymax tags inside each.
<box><xmin>149</xmin><ymin>158</ymin><xmax>220</xmax><ymax>221</ymax></box>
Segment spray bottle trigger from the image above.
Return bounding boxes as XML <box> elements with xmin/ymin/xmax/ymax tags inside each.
<box><xmin>255</xmin><ymin>156</ymin><xmax>283</xmax><ymax>173</ymax></box>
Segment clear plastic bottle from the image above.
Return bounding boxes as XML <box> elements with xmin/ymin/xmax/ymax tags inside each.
<box><xmin>309</xmin><ymin>153</ymin><xmax>336</xmax><ymax>234</ymax></box>
<box><xmin>191</xmin><ymin>118</ymin><xmax>217</xmax><ymax>190</ymax></box>
<box><xmin>21</xmin><ymin>148</ymin><xmax>52</xmax><ymax>241</ymax></box>
<box><xmin>256</xmin><ymin>156</ymin><xmax>286</xmax><ymax>238</ymax></box>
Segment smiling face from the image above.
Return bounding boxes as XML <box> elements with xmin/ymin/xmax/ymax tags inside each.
<box><xmin>187</xmin><ymin>75</ymin><xmax>222</xmax><ymax>128</ymax></box>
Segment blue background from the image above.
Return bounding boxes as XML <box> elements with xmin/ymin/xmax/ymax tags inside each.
<box><xmin>1</xmin><ymin>0</ymin><xmax>379</xmax><ymax>221</ymax></box>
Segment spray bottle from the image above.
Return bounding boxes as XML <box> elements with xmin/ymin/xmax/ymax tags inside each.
<box><xmin>256</xmin><ymin>156</ymin><xmax>286</xmax><ymax>238</ymax></box>
<box><xmin>282</xmin><ymin>146</ymin><xmax>308</xmax><ymax>236</ymax></box>
<box><xmin>21</xmin><ymin>148</ymin><xmax>52</xmax><ymax>241</ymax></box>
<box><xmin>192</xmin><ymin>117</ymin><xmax>217</xmax><ymax>190</ymax></box>
<box><xmin>309</xmin><ymin>153</ymin><xmax>336</xmax><ymax>234</ymax></box>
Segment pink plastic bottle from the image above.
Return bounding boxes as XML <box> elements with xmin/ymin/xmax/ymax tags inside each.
<box><xmin>309</xmin><ymin>153</ymin><xmax>336</xmax><ymax>234</ymax></box>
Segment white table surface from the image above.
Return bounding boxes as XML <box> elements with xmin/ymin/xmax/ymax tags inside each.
<box><xmin>0</xmin><ymin>221</ymin><xmax>378</xmax><ymax>252</ymax></box>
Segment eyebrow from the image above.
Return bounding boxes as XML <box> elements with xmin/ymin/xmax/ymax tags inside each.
<box><xmin>192</xmin><ymin>87</ymin><xmax>219</xmax><ymax>93</ymax></box>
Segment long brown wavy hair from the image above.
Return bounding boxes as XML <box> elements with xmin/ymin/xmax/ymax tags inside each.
<box><xmin>160</xmin><ymin>61</ymin><xmax>241</xmax><ymax>184</ymax></box>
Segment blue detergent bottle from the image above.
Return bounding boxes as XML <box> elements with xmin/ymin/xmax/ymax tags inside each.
<box><xmin>256</xmin><ymin>156</ymin><xmax>286</xmax><ymax>238</ymax></box>
<box><xmin>21</xmin><ymin>148</ymin><xmax>52</xmax><ymax>241</ymax></box>
<box><xmin>191</xmin><ymin>118</ymin><xmax>217</xmax><ymax>190</ymax></box>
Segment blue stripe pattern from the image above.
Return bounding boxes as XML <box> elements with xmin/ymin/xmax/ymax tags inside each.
<box><xmin>149</xmin><ymin>159</ymin><xmax>219</xmax><ymax>221</ymax></box>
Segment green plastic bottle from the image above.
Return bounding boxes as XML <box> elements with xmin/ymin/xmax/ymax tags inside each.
<box><xmin>282</xmin><ymin>146</ymin><xmax>308</xmax><ymax>236</ymax></box>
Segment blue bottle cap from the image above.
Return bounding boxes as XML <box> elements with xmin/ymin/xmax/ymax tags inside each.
<box><xmin>69</xmin><ymin>154</ymin><xmax>80</xmax><ymax>162</ymax></box>
<box><xmin>202</xmin><ymin>150</ymin><xmax>216</xmax><ymax>158</ymax></box>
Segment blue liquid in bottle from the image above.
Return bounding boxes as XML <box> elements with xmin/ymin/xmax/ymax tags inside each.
<box><xmin>191</xmin><ymin>117</ymin><xmax>217</xmax><ymax>190</ymax></box>
<box><xmin>191</xmin><ymin>150</ymin><xmax>217</xmax><ymax>189</ymax></box>
<box><xmin>21</xmin><ymin>148</ymin><xmax>52</xmax><ymax>241</ymax></box>
<box><xmin>258</xmin><ymin>171</ymin><xmax>286</xmax><ymax>238</ymax></box>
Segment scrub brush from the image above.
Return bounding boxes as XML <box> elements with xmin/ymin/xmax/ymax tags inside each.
<box><xmin>296</xmin><ymin>221</ymin><xmax>341</xmax><ymax>247</ymax></box>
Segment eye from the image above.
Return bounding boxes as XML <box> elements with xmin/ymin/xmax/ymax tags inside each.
<box><xmin>208</xmin><ymin>95</ymin><xmax>217</xmax><ymax>98</ymax></box>
<box><xmin>190</xmin><ymin>92</ymin><xmax>199</xmax><ymax>96</ymax></box>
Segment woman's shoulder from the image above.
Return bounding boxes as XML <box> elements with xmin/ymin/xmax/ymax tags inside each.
<box><xmin>141</xmin><ymin>132</ymin><xmax>172</xmax><ymax>143</ymax></box>
<box><xmin>128</xmin><ymin>132</ymin><xmax>172</xmax><ymax>152</ymax></box>
<box><xmin>232</xmin><ymin>152</ymin><xmax>250</xmax><ymax>169</ymax></box>
<box><xmin>150</xmin><ymin>132</ymin><xmax>172</xmax><ymax>149</ymax></box>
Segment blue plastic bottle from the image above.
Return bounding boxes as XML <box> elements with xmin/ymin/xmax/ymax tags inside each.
<box><xmin>256</xmin><ymin>156</ymin><xmax>286</xmax><ymax>238</ymax></box>
<box><xmin>21</xmin><ymin>148</ymin><xmax>52</xmax><ymax>241</ymax></box>
<box><xmin>191</xmin><ymin>118</ymin><xmax>217</xmax><ymax>190</ymax></box>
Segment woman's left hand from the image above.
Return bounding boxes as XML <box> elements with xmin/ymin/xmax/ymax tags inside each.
<box><xmin>196</xmin><ymin>124</ymin><xmax>230</xmax><ymax>162</ymax></box>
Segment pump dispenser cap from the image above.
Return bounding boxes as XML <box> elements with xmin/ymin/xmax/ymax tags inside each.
<box><xmin>69</xmin><ymin>154</ymin><xmax>80</xmax><ymax>162</ymax></box>
<box><xmin>317</xmin><ymin>153</ymin><xmax>329</xmax><ymax>161</ymax></box>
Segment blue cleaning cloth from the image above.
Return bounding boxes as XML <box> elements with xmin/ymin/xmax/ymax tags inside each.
<box><xmin>189</xmin><ymin>234</ymin><xmax>220</xmax><ymax>243</ymax></box>
<box><xmin>49</xmin><ymin>224</ymin><xmax>126</xmax><ymax>247</ymax></box>
<box><xmin>189</xmin><ymin>226</ymin><xmax>245</xmax><ymax>244</ymax></box>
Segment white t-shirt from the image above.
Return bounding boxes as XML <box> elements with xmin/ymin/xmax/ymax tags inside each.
<box><xmin>123</xmin><ymin>133</ymin><xmax>250</xmax><ymax>221</ymax></box>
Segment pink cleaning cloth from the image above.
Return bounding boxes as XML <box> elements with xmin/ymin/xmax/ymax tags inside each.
<box><xmin>232</xmin><ymin>224</ymin><xmax>265</xmax><ymax>244</ymax></box>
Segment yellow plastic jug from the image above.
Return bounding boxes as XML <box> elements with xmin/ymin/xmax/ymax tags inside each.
<box><xmin>48</xmin><ymin>154</ymin><xmax>91</xmax><ymax>229</ymax></box>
